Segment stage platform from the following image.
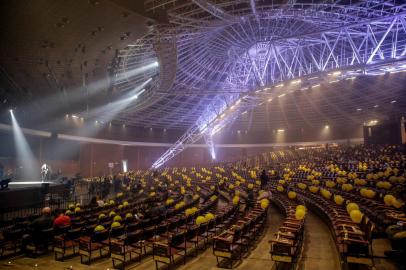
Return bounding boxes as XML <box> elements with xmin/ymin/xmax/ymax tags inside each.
<box><xmin>8</xmin><ymin>181</ymin><xmax>53</xmax><ymax>189</ymax></box>
<box><xmin>0</xmin><ymin>180</ymin><xmax>68</xmax><ymax>211</ymax></box>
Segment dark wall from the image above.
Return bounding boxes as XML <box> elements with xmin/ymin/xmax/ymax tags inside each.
<box><xmin>363</xmin><ymin>120</ymin><xmax>402</xmax><ymax>145</ymax></box>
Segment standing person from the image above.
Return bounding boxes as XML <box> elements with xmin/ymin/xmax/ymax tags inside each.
<box><xmin>260</xmin><ymin>169</ymin><xmax>269</xmax><ymax>189</ymax></box>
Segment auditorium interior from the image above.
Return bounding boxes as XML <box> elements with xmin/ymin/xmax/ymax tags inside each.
<box><xmin>0</xmin><ymin>1</ymin><xmax>406</xmax><ymax>270</ymax></box>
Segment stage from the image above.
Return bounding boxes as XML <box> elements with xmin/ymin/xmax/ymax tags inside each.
<box><xmin>0</xmin><ymin>180</ymin><xmax>69</xmax><ymax>211</ymax></box>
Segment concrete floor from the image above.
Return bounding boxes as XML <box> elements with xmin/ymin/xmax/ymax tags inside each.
<box><xmin>0</xmin><ymin>206</ymin><xmax>397</xmax><ymax>270</ymax></box>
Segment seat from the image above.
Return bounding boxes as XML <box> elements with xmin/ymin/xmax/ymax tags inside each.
<box><xmin>26</xmin><ymin>227</ymin><xmax>54</xmax><ymax>257</ymax></box>
<box><xmin>0</xmin><ymin>228</ymin><xmax>23</xmax><ymax>256</ymax></box>
<box><xmin>153</xmin><ymin>230</ymin><xmax>186</xmax><ymax>270</ymax></box>
<box><xmin>213</xmin><ymin>228</ymin><xmax>242</xmax><ymax>269</ymax></box>
<box><xmin>54</xmin><ymin>228</ymin><xmax>81</xmax><ymax>261</ymax></box>
<box><xmin>110</xmin><ymin>231</ymin><xmax>143</xmax><ymax>269</ymax></box>
<box><xmin>79</xmin><ymin>229</ymin><xmax>110</xmax><ymax>264</ymax></box>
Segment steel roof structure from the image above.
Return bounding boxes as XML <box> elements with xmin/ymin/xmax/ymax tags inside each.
<box><xmin>110</xmin><ymin>1</ymin><xmax>406</xmax><ymax>167</ymax></box>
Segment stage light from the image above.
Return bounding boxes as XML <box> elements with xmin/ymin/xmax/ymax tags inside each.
<box><xmin>10</xmin><ymin>111</ymin><xmax>40</xmax><ymax>180</ymax></box>
<box><xmin>275</xmin><ymin>84</ymin><xmax>284</xmax><ymax>88</ymax></box>
<box><xmin>278</xmin><ymin>94</ymin><xmax>286</xmax><ymax>98</ymax></box>
<box><xmin>71</xmin><ymin>114</ymin><xmax>79</xmax><ymax>118</ymax></box>
<box><xmin>356</xmin><ymin>108</ymin><xmax>362</xmax><ymax>111</ymax></box>
<box><xmin>373</xmin><ymin>105</ymin><xmax>379</xmax><ymax>108</ymax></box>
<box><xmin>391</xmin><ymin>100</ymin><xmax>397</xmax><ymax>103</ymax></box>
<box><xmin>325</xmin><ymin>125</ymin><xmax>329</xmax><ymax>129</ymax></box>
<box><xmin>308</xmin><ymin>76</ymin><xmax>318</xmax><ymax>80</ymax></box>
<box><xmin>277</xmin><ymin>129</ymin><xmax>285</xmax><ymax>132</ymax></box>
<box><xmin>9</xmin><ymin>109</ymin><xmax>13</xmax><ymax>113</ymax></box>
<box><xmin>329</xmin><ymin>80</ymin><xmax>339</xmax><ymax>83</ymax></box>
<box><xmin>312</xmin><ymin>84</ymin><xmax>320</xmax><ymax>88</ymax></box>
<box><xmin>268</xmin><ymin>98</ymin><xmax>273</xmax><ymax>102</ymax></box>
<box><xmin>345</xmin><ymin>76</ymin><xmax>356</xmax><ymax>80</ymax></box>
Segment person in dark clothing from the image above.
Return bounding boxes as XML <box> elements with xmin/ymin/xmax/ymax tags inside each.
<box><xmin>246</xmin><ymin>190</ymin><xmax>254</xmax><ymax>211</ymax></box>
<box><xmin>260</xmin><ymin>169</ymin><xmax>269</xmax><ymax>189</ymax></box>
<box><xmin>89</xmin><ymin>196</ymin><xmax>98</xmax><ymax>208</ymax></box>
<box><xmin>30</xmin><ymin>207</ymin><xmax>53</xmax><ymax>232</ymax></box>
<box><xmin>22</xmin><ymin>207</ymin><xmax>54</xmax><ymax>252</ymax></box>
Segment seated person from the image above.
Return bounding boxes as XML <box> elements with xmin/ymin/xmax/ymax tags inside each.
<box><xmin>53</xmin><ymin>209</ymin><xmax>71</xmax><ymax>228</ymax></box>
<box><xmin>30</xmin><ymin>207</ymin><xmax>54</xmax><ymax>232</ymax></box>
<box><xmin>22</xmin><ymin>207</ymin><xmax>54</xmax><ymax>252</ymax></box>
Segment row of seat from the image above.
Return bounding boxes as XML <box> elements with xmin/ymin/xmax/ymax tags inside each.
<box><xmin>291</xmin><ymin>186</ymin><xmax>375</xmax><ymax>268</ymax></box>
<box><xmin>212</xmin><ymin>204</ymin><xmax>268</xmax><ymax>268</ymax></box>
<box><xmin>269</xmin><ymin>192</ymin><xmax>305</xmax><ymax>269</ymax></box>
<box><xmin>55</xmin><ymin>191</ymin><xmax>207</xmax><ymax>265</ymax></box>
<box><xmin>153</xmin><ymin>204</ymin><xmax>238</xmax><ymax>270</ymax></box>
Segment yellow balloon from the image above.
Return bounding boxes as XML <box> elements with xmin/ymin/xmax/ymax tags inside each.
<box><xmin>288</xmin><ymin>191</ymin><xmax>297</xmax><ymax>199</ymax></box>
<box><xmin>334</xmin><ymin>195</ymin><xmax>344</xmax><ymax>205</ymax></box>
<box><xmin>205</xmin><ymin>213</ymin><xmax>215</xmax><ymax>221</ymax></box>
<box><xmin>295</xmin><ymin>209</ymin><xmax>305</xmax><ymax>220</ymax></box>
<box><xmin>393</xmin><ymin>199</ymin><xmax>403</xmax><ymax>209</ymax></box>
<box><xmin>276</xmin><ymin>185</ymin><xmax>284</xmax><ymax>192</ymax></box>
<box><xmin>196</xmin><ymin>216</ymin><xmax>207</xmax><ymax>225</ymax></box>
<box><xmin>350</xmin><ymin>210</ymin><xmax>363</xmax><ymax>223</ymax></box>
<box><xmin>384</xmin><ymin>194</ymin><xmax>395</xmax><ymax>206</ymax></box>
<box><xmin>346</xmin><ymin>202</ymin><xmax>359</xmax><ymax>214</ymax></box>
<box><xmin>232</xmin><ymin>196</ymin><xmax>240</xmax><ymax>205</ymax></box>
<box><xmin>260</xmin><ymin>199</ymin><xmax>270</xmax><ymax>209</ymax></box>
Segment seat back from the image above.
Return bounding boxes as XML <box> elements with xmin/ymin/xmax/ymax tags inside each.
<box><xmin>93</xmin><ymin>229</ymin><xmax>109</xmax><ymax>242</ymax></box>
<box><xmin>170</xmin><ymin>231</ymin><xmax>185</xmax><ymax>247</ymax></box>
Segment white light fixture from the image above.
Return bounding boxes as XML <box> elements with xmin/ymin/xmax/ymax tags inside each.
<box><xmin>325</xmin><ymin>125</ymin><xmax>329</xmax><ymax>129</ymax></box>
<box><xmin>275</xmin><ymin>84</ymin><xmax>284</xmax><ymax>88</ymax></box>
<box><xmin>268</xmin><ymin>98</ymin><xmax>273</xmax><ymax>102</ymax></box>
<box><xmin>391</xmin><ymin>100</ymin><xmax>397</xmax><ymax>103</ymax></box>
<box><xmin>312</xmin><ymin>84</ymin><xmax>320</xmax><ymax>88</ymax></box>
<box><xmin>291</xmin><ymin>79</ymin><xmax>301</xmax><ymax>85</ymax></box>
<box><xmin>356</xmin><ymin>108</ymin><xmax>362</xmax><ymax>111</ymax></box>
<box><xmin>278</xmin><ymin>93</ymin><xmax>286</xmax><ymax>98</ymax></box>
<box><xmin>277</xmin><ymin>129</ymin><xmax>285</xmax><ymax>132</ymax></box>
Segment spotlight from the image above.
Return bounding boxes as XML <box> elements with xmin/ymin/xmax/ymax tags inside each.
<box><xmin>277</xmin><ymin>129</ymin><xmax>285</xmax><ymax>132</ymax></box>
<box><xmin>325</xmin><ymin>125</ymin><xmax>329</xmax><ymax>129</ymax></box>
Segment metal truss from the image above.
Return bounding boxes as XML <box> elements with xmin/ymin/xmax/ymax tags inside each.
<box><xmin>150</xmin><ymin>1</ymin><xmax>406</xmax><ymax>168</ymax></box>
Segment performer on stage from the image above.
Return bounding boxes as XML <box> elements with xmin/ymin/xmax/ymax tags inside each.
<box><xmin>41</xmin><ymin>163</ymin><xmax>51</xmax><ymax>182</ymax></box>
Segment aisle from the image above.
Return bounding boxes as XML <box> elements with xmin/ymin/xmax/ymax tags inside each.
<box><xmin>298</xmin><ymin>211</ymin><xmax>341</xmax><ymax>270</ymax></box>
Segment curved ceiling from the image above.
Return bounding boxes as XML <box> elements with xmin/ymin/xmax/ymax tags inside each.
<box><xmin>0</xmin><ymin>0</ymin><xmax>405</xmax><ymax>132</ymax></box>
